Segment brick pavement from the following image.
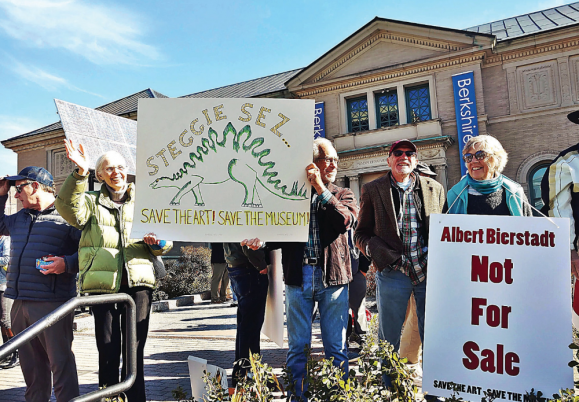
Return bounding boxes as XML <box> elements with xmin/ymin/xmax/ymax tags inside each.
<box><xmin>0</xmin><ymin>300</ymin><xmax>319</xmax><ymax>402</ymax></box>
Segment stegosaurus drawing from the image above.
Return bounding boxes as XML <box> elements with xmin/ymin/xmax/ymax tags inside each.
<box><xmin>150</xmin><ymin>122</ymin><xmax>308</xmax><ymax>208</ymax></box>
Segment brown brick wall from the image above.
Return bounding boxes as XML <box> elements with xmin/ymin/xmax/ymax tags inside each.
<box><xmin>482</xmin><ymin>65</ymin><xmax>509</xmax><ymax>118</ymax></box>
<box><xmin>487</xmin><ymin>112</ymin><xmax>579</xmax><ymax>182</ymax></box>
<box><xmin>17</xmin><ymin>148</ymin><xmax>46</xmax><ymax>172</ymax></box>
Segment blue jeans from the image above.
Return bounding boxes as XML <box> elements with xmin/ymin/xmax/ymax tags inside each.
<box><xmin>376</xmin><ymin>268</ymin><xmax>426</xmax><ymax>386</ymax></box>
<box><xmin>285</xmin><ymin>265</ymin><xmax>349</xmax><ymax>399</ymax></box>
<box><xmin>227</xmin><ymin>265</ymin><xmax>269</xmax><ymax>384</ymax></box>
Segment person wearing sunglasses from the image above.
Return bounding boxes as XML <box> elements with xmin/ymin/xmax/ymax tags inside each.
<box><xmin>446</xmin><ymin>135</ymin><xmax>531</xmax><ymax>217</ymax></box>
<box><xmin>0</xmin><ymin>166</ymin><xmax>81</xmax><ymax>401</ymax></box>
<box><xmin>354</xmin><ymin>139</ymin><xmax>445</xmax><ymax>388</ymax></box>
<box><xmin>55</xmin><ymin>140</ymin><xmax>172</xmax><ymax>402</ymax></box>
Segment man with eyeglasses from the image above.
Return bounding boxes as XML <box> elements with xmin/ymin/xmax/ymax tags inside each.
<box><xmin>0</xmin><ymin>166</ymin><xmax>81</xmax><ymax>402</ymax></box>
<box><xmin>243</xmin><ymin>138</ymin><xmax>358</xmax><ymax>400</ymax></box>
<box><xmin>354</xmin><ymin>139</ymin><xmax>445</xmax><ymax>387</ymax></box>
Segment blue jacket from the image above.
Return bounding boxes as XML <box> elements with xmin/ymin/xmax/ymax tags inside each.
<box><xmin>0</xmin><ymin>195</ymin><xmax>81</xmax><ymax>301</ymax></box>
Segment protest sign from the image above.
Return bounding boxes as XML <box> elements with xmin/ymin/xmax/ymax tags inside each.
<box><xmin>262</xmin><ymin>250</ymin><xmax>284</xmax><ymax>347</ymax></box>
<box><xmin>131</xmin><ymin>98</ymin><xmax>314</xmax><ymax>242</ymax></box>
<box><xmin>423</xmin><ymin>214</ymin><xmax>572</xmax><ymax>401</ymax></box>
<box><xmin>55</xmin><ymin>99</ymin><xmax>137</xmax><ymax>175</ymax></box>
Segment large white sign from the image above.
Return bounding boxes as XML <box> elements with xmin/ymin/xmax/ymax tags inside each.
<box><xmin>423</xmin><ymin>214</ymin><xmax>573</xmax><ymax>401</ymax></box>
<box><xmin>55</xmin><ymin>99</ymin><xmax>137</xmax><ymax>174</ymax></box>
<box><xmin>131</xmin><ymin>98</ymin><xmax>314</xmax><ymax>242</ymax></box>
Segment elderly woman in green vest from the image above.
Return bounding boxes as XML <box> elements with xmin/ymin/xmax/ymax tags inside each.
<box><xmin>446</xmin><ymin>135</ymin><xmax>532</xmax><ymax>217</ymax></box>
<box><xmin>56</xmin><ymin>139</ymin><xmax>172</xmax><ymax>402</ymax></box>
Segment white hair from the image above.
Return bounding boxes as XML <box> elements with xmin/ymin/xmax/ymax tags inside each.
<box><xmin>95</xmin><ymin>151</ymin><xmax>126</xmax><ymax>183</ymax></box>
<box><xmin>463</xmin><ymin>135</ymin><xmax>508</xmax><ymax>174</ymax></box>
<box><xmin>313</xmin><ymin>138</ymin><xmax>335</xmax><ymax>160</ymax></box>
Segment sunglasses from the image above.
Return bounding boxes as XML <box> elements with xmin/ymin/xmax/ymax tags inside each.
<box><xmin>391</xmin><ymin>150</ymin><xmax>416</xmax><ymax>158</ymax></box>
<box><xmin>15</xmin><ymin>181</ymin><xmax>34</xmax><ymax>193</ymax></box>
<box><xmin>463</xmin><ymin>150</ymin><xmax>489</xmax><ymax>163</ymax></box>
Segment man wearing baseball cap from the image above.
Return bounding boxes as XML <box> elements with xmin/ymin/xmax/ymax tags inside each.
<box><xmin>541</xmin><ymin>110</ymin><xmax>579</xmax><ymax>328</ymax></box>
<box><xmin>354</xmin><ymin>139</ymin><xmax>445</xmax><ymax>387</ymax></box>
<box><xmin>0</xmin><ymin>166</ymin><xmax>81</xmax><ymax>402</ymax></box>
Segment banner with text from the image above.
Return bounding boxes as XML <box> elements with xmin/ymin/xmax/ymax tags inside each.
<box><xmin>131</xmin><ymin>98</ymin><xmax>314</xmax><ymax>242</ymax></box>
<box><xmin>423</xmin><ymin>214</ymin><xmax>572</xmax><ymax>401</ymax></box>
<box><xmin>314</xmin><ymin>102</ymin><xmax>326</xmax><ymax>139</ymax></box>
<box><xmin>452</xmin><ymin>71</ymin><xmax>479</xmax><ymax>176</ymax></box>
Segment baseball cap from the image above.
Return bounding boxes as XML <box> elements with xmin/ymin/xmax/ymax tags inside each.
<box><xmin>389</xmin><ymin>139</ymin><xmax>417</xmax><ymax>155</ymax></box>
<box><xmin>415</xmin><ymin>162</ymin><xmax>437</xmax><ymax>177</ymax></box>
<box><xmin>568</xmin><ymin>110</ymin><xmax>579</xmax><ymax>124</ymax></box>
<box><xmin>5</xmin><ymin>166</ymin><xmax>54</xmax><ymax>187</ymax></box>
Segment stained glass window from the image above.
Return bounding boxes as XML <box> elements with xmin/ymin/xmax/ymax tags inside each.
<box><xmin>347</xmin><ymin>96</ymin><xmax>369</xmax><ymax>133</ymax></box>
<box><xmin>375</xmin><ymin>91</ymin><xmax>399</xmax><ymax>128</ymax></box>
<box><xmin>406</xmin><ymin>85</ymin><xmax>431</xmax><ymax>123</ymax></box>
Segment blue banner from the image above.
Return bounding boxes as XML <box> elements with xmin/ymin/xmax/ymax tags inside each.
<box><xmin>452</xmin><ymin>71</ymin><xmax>479</xmax><ymax>176</ymax></box>
<box><xmin>314</xmin><ymin>102</ymin><xmax>326</xmax><ymax>139</ymax></box>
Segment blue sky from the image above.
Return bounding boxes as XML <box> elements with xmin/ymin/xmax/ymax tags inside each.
<box><xmin>0</xmin><ymin>0</ymin><xmax>569</xmax><ymax>176</ymax></box>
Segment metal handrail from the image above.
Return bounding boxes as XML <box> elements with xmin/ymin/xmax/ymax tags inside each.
<box><xmin>0</xmin><ymin>294</ymin><xmax>137</xmax><ymax>402</ymax></box>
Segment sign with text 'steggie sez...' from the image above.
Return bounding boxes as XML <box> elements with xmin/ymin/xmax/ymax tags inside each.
<box><xmin>131</xmin><ymin>98</ymin><xmax>314</xmax><ymax>242</ymax></box>
<box><xmin>452</xmin><ymin>71</ymin><xmax>479</xmax><ymax>176</ymax></box>
<box><xmin>423</xmin><ymin>214</ymin><xmax>572</xmax><ymax>401</ymax></box>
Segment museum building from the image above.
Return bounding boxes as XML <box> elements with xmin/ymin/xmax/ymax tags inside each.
<box><xmin>4</xmin><ymin>2</ymin><xmax>579</xmax><ymax>212</ymax></box>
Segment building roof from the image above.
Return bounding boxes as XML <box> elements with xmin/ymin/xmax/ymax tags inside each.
<box><xmin>5</xmin><ymin>88</ymin><xmax>167</xmax><ymax>142</ymax></box>
<box><xmin>181</xmin><ymin>68</ymin><xmax>302</xmax><ymax>99</ymax></box>
<box><xmin>465</xmin><ymin>2</ymin><xmax>579</xmax><ymax>41</ymax></box>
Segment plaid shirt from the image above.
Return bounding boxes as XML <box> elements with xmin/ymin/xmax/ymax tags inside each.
<box><xmin>390</xmin><ymin>174</ymin><xmax>427</xmax><ymax>285</ymax></box>
<box><xmin>304</xmin><ymin>190</ymin><xmax>332</xmax><ymax>260</ymax></box>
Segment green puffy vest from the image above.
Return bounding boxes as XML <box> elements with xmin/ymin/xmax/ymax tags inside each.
<box><xmin>56</xmin><ymin>172</ymin><xmax>172</xmax><ymax>294</ymax></box>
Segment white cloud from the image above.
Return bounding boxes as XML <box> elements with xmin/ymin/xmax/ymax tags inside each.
<box><xmin>0</xmin><ymin>0</ymin><xmax>161</xmax><ymax>65</ymax></box>
<box><xmin>0</xmin><ymin>116</ymin><xmax>40</xmax><ymax>176</ymax></box>
<box><xmin>9</xmin><ymin>59</ymin><xmax>104</xmax><ymax>98</ymax></box>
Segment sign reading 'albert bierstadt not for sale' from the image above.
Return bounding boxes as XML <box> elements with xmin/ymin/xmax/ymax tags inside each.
<box><xmin>130</xmin><ymin>98</ymin><xmax>314</xmax><ymax>242</ymax></box>
<box><xmin>423</xmin><ymin>214</ymin><xmax>572</xmax><ymax>401</ymax></box>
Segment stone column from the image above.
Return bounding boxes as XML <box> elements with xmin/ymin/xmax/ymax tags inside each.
<box><xmin>558</xmin><ymin>56</ymin><xmax>573</xmax><ymax>107</ymax></box>
<box><xmin>348</xmin><ymin>175</ymin><xmax>361</xmax><ymax>202</ymax></box>
<box><xmin>433</xmin><ymin>165</ymin><xmax>448</xmax><ymax>193</ymax></box>
<box><xmin>335</xmin><ymin>176</ymin><xmax>346</xmax><ymax>188</ymax></box>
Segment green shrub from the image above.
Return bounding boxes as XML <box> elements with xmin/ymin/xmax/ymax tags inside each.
<box><xmin>153</xmin><ymin>246</ymin><xmax>212</xmax><ymax>301</ymax></box>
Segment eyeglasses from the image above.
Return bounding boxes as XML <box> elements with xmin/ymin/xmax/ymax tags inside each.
<box><xmin>316</xmin><ymin>157</ymin><xmax>339</xmax><ymax>165</ymax></box>
<box><xmin>15</xmin><ymin>181</ymin><xmax>34</xmax><ymax>193</ymax></box>
<box><xmin>463</xmin><ymin>150</ymin><xmax>489</xmax><ymax>163</ymax></box>
<box><xmin>104</xmin><ymin>165</ymin><xmax>126</xmax><ymax>174</ymax></box>
<box><xmin>391</xmin><ymin>150</ymin><xmax>417</xmax><ymax>158</ymax></box>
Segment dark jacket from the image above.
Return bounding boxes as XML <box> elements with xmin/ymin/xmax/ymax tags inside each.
<box><xmin>354</xmin><ymin>173</ymin><xmax>445</xmax><ymax>272</ymax></box>
<box><xmin>0</xmin><ymin>195</ymin><xmax>81</xmax><ymax>301</ymax></box>
<box><xmin>268</xmin><ymin>183</ymin><xmax>358</xmax><ymax>287</ymax></box>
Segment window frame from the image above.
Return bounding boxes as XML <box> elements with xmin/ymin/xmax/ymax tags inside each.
<box><xmin>346</xmin><ymin>95</ymin><xmax>370</xmax><ymax>133</ymax></box>
<box><xmin>339</xmin><ymin>75</ymin><xmax>437</xmax><ymax>134</ymax></box>
<box><xmin>405</xmin><ymin>84</ymin><xmax>432</xmax><ymax>123</ymax></box>
<box><xmin>374</xmin><ymin>89</ymin><xmax>399</xmax><ymax>128</ymax></box>
<box><xmin>527</xmin><ymin>163</ymin><xmax>550</xmax><ymax>213</ymax></box>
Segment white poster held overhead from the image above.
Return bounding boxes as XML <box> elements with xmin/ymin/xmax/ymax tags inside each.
<box><xmin>132</xmin><ymin>98</ymin><xmax>314</xmax><ymax>242</ymax></box>
<box><xmin>54</xmin><ymin>99</ymin><xmax>137</xmax><ymax>175</ymax></box>
<box><xmin>423</xmin><ymin>214</ymin><xmax>572</xmax><ymax>401</ymax></box>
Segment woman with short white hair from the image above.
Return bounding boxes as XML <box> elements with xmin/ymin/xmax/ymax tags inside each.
<box><xmin>56</xmin><ymin>140</ymin><xmax>172</xmax><ymax>402</ymax></box>
<box><xmin>446</xmin><ymin>135</ymin><xmax>532</xmax><ymax>216</ymax></box>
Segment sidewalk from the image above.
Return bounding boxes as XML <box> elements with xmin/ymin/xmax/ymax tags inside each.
<box><xmin>0</xmin><ymin>300</ymin><xmax>301</xmax><ymax>402</ymax></box>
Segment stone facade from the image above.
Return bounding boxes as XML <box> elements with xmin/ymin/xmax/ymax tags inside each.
<box><xmin>286</xmin><ymin>19</ymin><xmax>579</xmax><ymax>209</ymax></box>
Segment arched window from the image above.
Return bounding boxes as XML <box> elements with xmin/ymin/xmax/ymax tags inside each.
<box><xmin>528</xmin><ymin>163</ymin><xmax>549</xmax><ymax>212</ymax></box>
